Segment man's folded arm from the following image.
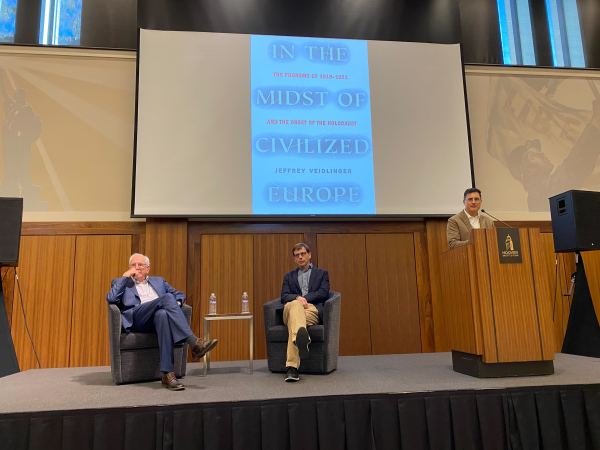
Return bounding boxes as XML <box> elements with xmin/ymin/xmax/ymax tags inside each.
<box><xmin>280</xmin><ymin>274</ymin><xmax>298</xmax><ymax>303</ymax></box>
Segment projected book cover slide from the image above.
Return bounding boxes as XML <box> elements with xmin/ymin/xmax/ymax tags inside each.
<box><xmin>251</xmin><ymin>35</ymin><xmax>375</xmax><ymax>214</ymax></box>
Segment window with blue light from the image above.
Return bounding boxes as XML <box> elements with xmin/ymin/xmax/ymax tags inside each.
<box><xmin>0</xmin><ymin>0</ymin><xmax>17</xmax><ymax>43</ymax></box>
<box><xmin>545</xmin><ymin>0</ymin><xmax>585</xmax><ymax>67</ymax></box>
<box><xmin>497</xmin><ymin>0</ymin><xmax>586</xmax><ymax>67</ymax></box>
<box><xmin>497</xmin><ymin>0</ymin><xmax>537</xmax><ymax>65</ymax></box>
<box><xmin>39</xmin><ymin>0</ymin><xmax>81</xmax><ymax>46</ymax></box>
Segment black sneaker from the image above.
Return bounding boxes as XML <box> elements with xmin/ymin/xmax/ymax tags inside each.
<box><xmin>295</xmin><ymin>327</ymin><xmax>311</xmax><ymax>360</ymax></box>
<box><xmin>284</xmin><ymin>366</ymin><xmax>299</xmax><ymax>382</ymax></box>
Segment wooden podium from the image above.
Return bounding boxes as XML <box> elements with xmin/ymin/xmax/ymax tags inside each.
<box><xmin>440</xmin><ymin>228</ymin><xmax>555</xmax><ymax>377</ymax></box>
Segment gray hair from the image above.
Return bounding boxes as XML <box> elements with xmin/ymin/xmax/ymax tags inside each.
<box><xmin>129</xmin><ymin>253</ymin><xmax>150</xmax><ymax>267</ymax></box>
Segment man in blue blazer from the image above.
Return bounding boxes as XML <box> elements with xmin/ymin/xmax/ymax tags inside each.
<box><xmin>280</xmin><ymin>243</ymin><xmax>330</xmax><ymax>382</ymax></box>
<box><xmin>107</xmin><ymin>253</ymin><xmax>217</xmax><ymax>390</ymax></box>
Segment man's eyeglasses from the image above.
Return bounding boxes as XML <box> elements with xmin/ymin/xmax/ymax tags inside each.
<box><xmin>129</xmin><ymin>263</ymin><xmax>148</xmax><ymax>268</ymax></box>
<box><xmin>293</xmin><ymin>251</ymin><xmax>308</xmax><ymax>258</ymax></box>
<box><xmin>465</xmin><ymin>198</ymin><xmax>481</xmax><ymax>203</ymax></box>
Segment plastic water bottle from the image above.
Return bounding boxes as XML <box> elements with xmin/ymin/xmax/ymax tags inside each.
<box><xmin>208</xmin><ymin>293</ymin><xmax>217</xmax><ymax>315</ymax></box>
<box><xmin>241</xmin><ymin>292</ymin><xmax>249</xmax><ymax>314</ymax></box>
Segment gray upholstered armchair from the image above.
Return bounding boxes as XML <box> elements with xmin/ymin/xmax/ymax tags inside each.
<box><xmin>263</xmin><ymin>291</ymin><xmax>341</xmax><ymax>374</ymax></box>
<box><xmin>107</xmin><ymin>303</ymin><xmax>192</xmax><ymax>385</ymax></box>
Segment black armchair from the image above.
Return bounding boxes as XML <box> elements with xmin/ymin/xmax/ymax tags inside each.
<box><xmin>263</xmin><ymin>291</ymin><xmax>341</xmax><ymax>374</ymax></box>
<box><xmin>107</xmin><ymin>303</ymin><xmax>192</xmax><ymax>385</ymax></box>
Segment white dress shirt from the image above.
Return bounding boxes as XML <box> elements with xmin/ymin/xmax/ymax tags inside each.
<box><xmin>134</xmin><ymin>277</ymin><xmax>159</xmax><ymax>304</ymax></box>
<box><xmin>464</xmin><ymin>208</ymin><xmax>481</xmax><ymax>229</ymax></box>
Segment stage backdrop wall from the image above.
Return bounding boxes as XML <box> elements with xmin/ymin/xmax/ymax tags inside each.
<box><xmin>1</xmin><ymin>46</ymin><xmax>600</xmax><ymax>371</ymax></box>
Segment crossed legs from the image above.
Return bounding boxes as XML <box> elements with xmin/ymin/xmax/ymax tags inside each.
<box><xmin>283</xmin><ymin>299</ymin><xmax>319</xmax><ymax>369</ymax></box>
<box><xmin>131</xmin><ymin>293</ymin><xmax>193</xmax><ymax>373</ymax></box>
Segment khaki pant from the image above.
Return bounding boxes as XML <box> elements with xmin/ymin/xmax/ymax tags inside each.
<box><xmin>283</xmin><ymin>299</ymin><xmax>319</xmax><ymax>368</ymax></box>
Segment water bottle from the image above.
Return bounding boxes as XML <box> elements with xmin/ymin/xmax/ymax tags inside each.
<box><xmin>208</xmin><ymin>293</ymin><xmax>217</xmax><ymax>315</ymax></box>
<box><xmin>241</xmin><ymin>292</ymin><xmax>249</xmax><ymax>314</ymax></box>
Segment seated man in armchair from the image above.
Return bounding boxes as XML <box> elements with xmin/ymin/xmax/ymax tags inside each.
<box><xmin>280</xmin><ymin>243</ymin><xmax>330</xmax><ymax>382</ymax></box>
<box><xmin>107</xmin><ymin>253</ymin><xmax>217</xmax><ymax>390</ymax></box>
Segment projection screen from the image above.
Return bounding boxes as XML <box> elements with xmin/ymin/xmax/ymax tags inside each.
<box><xmin>133</xmin><ymin>29</ymin><xmax>473</xmax><ymax>216</ymax></box>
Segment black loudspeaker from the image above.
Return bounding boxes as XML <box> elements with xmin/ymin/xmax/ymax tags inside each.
<box><xmin>549</xmin><ymin>190</ymin><xmax>600</xmax><ymax>253</ymax></box>
<box><xmin>0</xmin><ymin>197</ymin><xmax>23</xmax><ymax>266</ymax></box>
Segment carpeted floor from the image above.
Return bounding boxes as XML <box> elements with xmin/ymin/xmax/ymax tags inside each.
<box><xmin>1</xmin><ymin>352</ymin><xmax>599</xmax><ymax>414</ymax></box>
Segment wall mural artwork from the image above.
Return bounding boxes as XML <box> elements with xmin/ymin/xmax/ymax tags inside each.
<box><xmin>468</xmin><ymin>70</ymin><xmax>600</xmax><ymax>218</ymax></box>
<box><xmin>0</xmin><ymin>49</ymin><xmax>135</xmax><ymax>220</ymax></box>
<box><xmin>1</xmin><ymin>69</ymin><xmax>46</xmax><ymax>209</ymax></box>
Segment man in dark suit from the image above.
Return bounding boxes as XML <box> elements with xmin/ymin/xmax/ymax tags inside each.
<box><xmin>280</xmin><ymin>243</ymin><xmax>330</xmax><ymax>382</ymax></box>
<box><xmin>107</xmin><ymin>253</ymin><xmax>217</xmax><ymax>390</ymax></box>
<box><xmin>447</xmin><ymin>187</ymin><xmax>494</xmax><ymax>249</ymax></box>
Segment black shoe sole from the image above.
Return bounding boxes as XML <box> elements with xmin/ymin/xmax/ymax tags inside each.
<box><xmin>295</xmin><ymin>327</ymin><xmax>310</xmax><ymax>360</ymax></box>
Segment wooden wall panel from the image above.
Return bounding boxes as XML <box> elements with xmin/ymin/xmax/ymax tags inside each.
<box><xmin>22</xmin><ymin>222</ymin><xmax>146</xmax><ymax>236</ymax></box>
<box><xmin>145</xmin><ymin>219</ymin><xmax>188</xmax><ymax>293</ymax></box>
<box><xmin>1</xmin><ymin>267</ymin><xmax>16</xmax><ymax>326</ymax></box>
<box><xmin>187</xmin><ymin>231</ymin><xmax>203</xmax><ymax>341</ymax></box>
<box><xmin>11</xmin><ymin>236</ymin><xmax>75</xmax><ymax>370</ymax></box>
<box><xmin>414</xmin><ymin>231</ymin><xmax>435</xmax><ymax>352</ymax></box>
<box><xmin>69</xmin><ymin>235</ymin><xmax>133</xmax><ymax>367</ymax></box>
<box><xmin>366</xmin><ymin>234</ymin><xmax>421</xmax><ymax>354</ymax></box>
<box><xmin>200</xmin><ymin>235</ymin><xmax>253</xmax><ymax>361</ymax></box>
<box><xmin>540</xmin><ymin>233</ymin><xmax>575</xmax><ymax>352</ymax></box>
<box><xmin>317</xmin><ymin>234</ymin><xmax>372</xmax><ymax>356</ymax></box>
<box><xmin>253</xmin><ymin>234</ymin><xmax>302</xmax><ymax>359</ymax></box>
<box><xmin>528</xmin><ymin>229</ymin><xmax>557</xmax><ymax>360</ymax></box>
<box><xmin>425</xmin><ymin>219</ymin><xmax>450</xmax><ymax>351</ymax></box>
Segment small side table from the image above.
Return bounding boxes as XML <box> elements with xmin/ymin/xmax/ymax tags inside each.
<box><xmin>202</xmin><ymin>313</ymin><xmax>254</xmax><ymax>375</ymax></box>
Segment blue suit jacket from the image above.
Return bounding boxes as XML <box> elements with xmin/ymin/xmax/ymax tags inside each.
<box><xmin>106</xmin><ymin>276</ymin><xmax>185</xmax><ymax>330</ymax></box>
<box><xmin>280</xmin><ymin>266</ymin><xmax>330</xmax><ymax>319</ymax></box>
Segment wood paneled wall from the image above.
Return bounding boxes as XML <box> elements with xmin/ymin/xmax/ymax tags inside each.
<box><xmin>11</xmin><ymin>235</ymin><xmax>76</xmax><ymax>369</ymax></box>
<box><xmin>365</xmin><ymin>234</ymin><xmax>422</xmax><ymax>354</ymax></box>
<box><xmin>0</xmin><ymin>219</ymin><xmax>581</xmax><ymax>371</ymax></box>
<box><xmin>70</xmin><ymin>235</ymin><xmax>133</xmax><ymax>367</ymax></box>
<box><xmin>2</xmin><ymin>223</ymin><xmax>144</xmax><ymax>371</ymax></box>
<box><xmin>318</xmin><ymin>234</ymin><xmax>372</xmax><ymax>355</ymax></box>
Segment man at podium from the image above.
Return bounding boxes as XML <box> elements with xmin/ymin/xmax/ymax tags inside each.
<box><xmin>447</xmin><ymin>188</ymin><xmax>494</xmax><ymax>248</ymax></box>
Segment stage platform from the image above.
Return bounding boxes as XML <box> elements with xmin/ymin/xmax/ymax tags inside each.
<box><xmin>1</xmin><ymin>352</ymin><xmax>599</xmax><ymax>450</ymax></box>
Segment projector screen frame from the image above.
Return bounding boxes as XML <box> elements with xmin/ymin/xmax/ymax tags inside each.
<box><xmin>131</xmin><ymin>28</ymin><xmax>475</xmax><ymax>220</ymax></box>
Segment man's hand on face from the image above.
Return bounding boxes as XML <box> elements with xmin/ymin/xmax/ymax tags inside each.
<box><xmin>123</xmin><ymin>267</ymin><xmax>137</xmax><ymax>278</ymax></box>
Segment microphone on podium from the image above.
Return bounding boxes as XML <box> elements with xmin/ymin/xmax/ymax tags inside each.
<box><xmin>480</xmin><ymin>209</ymin><xmax>513</xmax><ymax>228</ymax></box>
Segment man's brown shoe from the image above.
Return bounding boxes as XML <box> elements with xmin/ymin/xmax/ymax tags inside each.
<box><xmin>191</xmin><ymin>338</ymin><xmax>219</xmax><ymax>361</ymax></box>
<box><xmin>161</xmin><ymin>372</ymin><xmax>185</xmax><ymax>391</ymax></box>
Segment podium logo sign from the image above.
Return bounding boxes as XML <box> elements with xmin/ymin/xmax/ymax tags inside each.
<box><xmin>497</xmin><ymin>228</ymin><xmax>522</xmax><ymax>263</ymax></box>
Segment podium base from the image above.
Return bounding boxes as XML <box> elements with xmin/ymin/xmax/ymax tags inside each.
<box><xmin>452</xmin><ymin>350</ymin><xmax>554</xmax><ymax>378</ymax></box>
